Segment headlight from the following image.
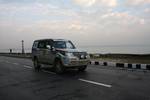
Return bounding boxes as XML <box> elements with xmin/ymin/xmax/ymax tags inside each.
<box><xmin>65</xmin><ymin>52</ymin><xmax>79</xmax><ymax>60</ymax></box>
<box><xmin>86</xmin><ymin>54</ymin><xmax>90</xmax><ymax>59</ymax></box>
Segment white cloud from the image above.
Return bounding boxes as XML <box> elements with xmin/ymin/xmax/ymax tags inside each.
<box><xmin>125</xmin><ymin>0</ymin><xmax>150</xmax><ymax>6</ymax></box>
<box><xmin>0</xmin><ymin>0</ymin><xmax>150</xmax><ymax>48</ymax></box>
<box><xmin>101</xmin><ymin>12</ymin><xmax>146</xmax><ymax>25</ymax></box>
<box><xmin>139</xmin><ymin>19</ymin><xmax>145</xmax><ymax>24</ymax></box>
<box><xmin>144</xmin><ymin>8</ymin><xmax>150</xmax><ymax>13</ymax></box>
<box><xmin>100</xmin><ymin>0</ymin><xmax>117</xmax><ymax>7</ymax></box>
<box><xmin>69</xmin><ymin>23</ymin><xmax>85</xmax><ymax>30</ymax></box>
<box><xmin>0</xmin><ymin>3</ymin><xmax>54</xmax><ymax>15</ymax></box>
<box><xmin>0</xmin><ymin>2</ymin><xmax>79</xmax><ymax>19</ymax></box>
<box><xmin>73</xmin><ymin>0</ymin><xmax>96</xmax><ymax>7</ymax></box>
<box><xmin>73</xmin><ymin>0</ymin><xmax>117</xmax><ymax>7</ymax></box>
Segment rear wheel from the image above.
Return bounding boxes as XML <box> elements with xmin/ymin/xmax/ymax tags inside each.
<box><xmin>55</xmin><ymin>60</ymin><xmax>65</xmax><ymax>74</ymax></box>
<box><xmin>33</xmin><ymin>58</ymin><xmax>41</xmax><ymax>71</ymax></box>
<box><xmin>78</xmin><ymin>66</ymin><xmax>87</xmax><ymax>72</ymax></box>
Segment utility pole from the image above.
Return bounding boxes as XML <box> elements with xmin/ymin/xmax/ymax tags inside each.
<box><xmin>21</xmin><ymin>40</ymin><xmax>25</xmax><ymax>54</ymax></box>
<box><xmin>10</xmin><ymin>49</ymin><xmax>12</xmax><ymax>53</ymax></box>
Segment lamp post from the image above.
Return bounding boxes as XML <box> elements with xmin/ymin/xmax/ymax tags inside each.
<box><xmin>21</xmin><ymin>40</ymin><xmax>25</xmax><ymax>54</ymax></box>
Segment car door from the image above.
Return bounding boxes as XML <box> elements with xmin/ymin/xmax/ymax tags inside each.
<box><xmin>44</xmin><ymin>40</ymin><xmax>56</xmax><ymax>65</ymax></box>
<box><xmin>37</xmin><ymin>41</ymin><xmax>47</xmax><ymax>63</ymax></box>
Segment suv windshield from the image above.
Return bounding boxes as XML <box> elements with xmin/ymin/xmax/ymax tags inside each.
<box><xmin>53</xmin><ymin>41</ymin><xmax>76</xmax><ymax>49</ymax></box>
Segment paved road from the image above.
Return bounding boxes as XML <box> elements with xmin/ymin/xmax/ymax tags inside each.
<box><xmin>0</xmin><ymin>56</ymin><xmax>150</xmax><ymax>100</ymax></box>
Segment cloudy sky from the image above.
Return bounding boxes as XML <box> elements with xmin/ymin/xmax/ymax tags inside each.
<box><xmin>0</xmin><ymin>0</ymin><xmax>150</xmax><ymax>50</ymax></box>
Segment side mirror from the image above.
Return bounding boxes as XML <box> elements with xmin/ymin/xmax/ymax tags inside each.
<box><xmin>51</xmin><ymin>46</ymin><xmax>56</xmax><ymax>52</ymax></box>
<box><xmin>46</xmin><ymin>45</ymin><xmax>56</xmax><ymax>52</ymax></box>
<box><xmin>46</xmin><ymin>45</ymin><xmax>51</xmax><ymax>50</ymax></box>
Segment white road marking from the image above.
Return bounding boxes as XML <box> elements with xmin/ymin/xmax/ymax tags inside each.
<box><xmin>13</xmin><ymin>63</ymin><xmax>19</xmax><ymax>65</ymax></box>
<box><xmin>42</xmin><ymin>70</ymin><xmax>56</xmax><ymax>75</ymax></box>
<box><xmin>5</xmin><ymin>61</ymin><xmax>10</xmax><ymax>63</ymax></box>
<box><xmin>79</xmin><ymin>78</ymin><xmax>112</xmax><ymax>88</ymax></box>
<box><xmin>23</xmin><ymin>65</ymin><xmax>32</xmax><ymax>69</ymax></box>
<box><xmin>10</xmin><ymin>62</ymin><xmax>56</xmax><ymax>74</ymax></box>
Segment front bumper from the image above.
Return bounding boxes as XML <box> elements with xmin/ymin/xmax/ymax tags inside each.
<box><xmin>62</xmin><ymin>59</ymin><xmax>90</xmax><ymax>67</ymax></box>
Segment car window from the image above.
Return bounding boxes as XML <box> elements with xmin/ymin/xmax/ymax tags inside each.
<box><xmin>66</xmin><ymin>41</ymin><xmax>75</xmax><ymax>49</ymax></box>
<box><xmin>45</xmin><ymin>40</ymin><xmax>51</xmax><ymax>46</ymax></box>
<box><xmin>38</xmin><ymin>41</ymin><xmax>46</xmax><ymax>49</ymax></box>
<box><xmin>53</xmin><ymin>41</ymin><xmax>75</xmax><ymax>49</ymax></box>
<box><xmin>54</xmin><ymin>41</ymin><xmax>66</xmax><ymax>48</ymax></box>
<box><xmin>32</xmin><ymin>41</ymin><xmax>38</xmax><ymax>48</ymax></box>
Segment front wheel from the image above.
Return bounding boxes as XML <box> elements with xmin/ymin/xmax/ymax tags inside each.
<box><xmin>78</xmin><ymin>66</ymin><xmax>87</xmax><ymax>72</ymax></box>
<box><xmin>55</xmin><ymin>60</ymin><xmax>65</xmax><ymax>74</ymax></box>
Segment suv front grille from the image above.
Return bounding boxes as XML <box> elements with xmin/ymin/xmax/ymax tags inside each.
<box><xmin>73</xmin><ymin>52</ymin><xmax>87</xmax><ymax>59</ymax></box>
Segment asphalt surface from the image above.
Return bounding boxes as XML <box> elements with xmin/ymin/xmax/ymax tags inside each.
<box><xmin>0</xmin><ymin>56</ymin><xmax>150</xmax><ymax>100</ymax></box>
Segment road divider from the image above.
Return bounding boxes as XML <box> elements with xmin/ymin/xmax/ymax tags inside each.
<box><xmin>90</xmin><ymin>61</ymin><xmax>150</xmax><ymax>70</ymax></box>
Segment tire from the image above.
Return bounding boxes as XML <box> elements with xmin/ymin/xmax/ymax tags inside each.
<box><xmin>33</xmin><ymin>58</ymin><xmax>41</xmax><ymax>71</ymax></box>
<box><xmin>55</xmin><ymin>60</ymin><xmax>65</xmax><ymax>74</ymax></box>
<box><xmin>78</xmin><ymin>66</ymin><xmax>87</xmax><ymax>72</ymax></box>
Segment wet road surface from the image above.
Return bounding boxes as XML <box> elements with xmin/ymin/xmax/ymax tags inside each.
<box><xmin>0</xmin><ymin>56</ymin><xmax>150</xmax><ymax>100</ymax></box>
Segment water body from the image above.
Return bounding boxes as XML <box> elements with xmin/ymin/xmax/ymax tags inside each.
<box><xmin>78</xmin><ymin>45</ymin><xmax>150</xmax><ymax>54</ymax></box>
<box><xmin>0</xmin><ymin>45</ymin><xmax>150</xmax><ymax>54</ymax></box>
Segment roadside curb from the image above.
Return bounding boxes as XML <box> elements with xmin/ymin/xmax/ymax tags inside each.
<box><xmin>0</xmin><ymin>54</ymin><xmax>31</xmax><ymax>59</ymax></box>
<box><xmin>1</xmin><ymin>54</ymin><xmax>150</xmax><ymax>70</ymax></box>
<box><xmin>90</xmin><ymin>61</ymin><xmax>150</xmax><ymax>70</ymax></box>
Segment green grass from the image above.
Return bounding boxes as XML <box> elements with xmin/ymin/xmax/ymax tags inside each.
<box><xmin>90</xmin><ymin>54</ymin><xmax>150</xmax><ymax>64</ymax></box>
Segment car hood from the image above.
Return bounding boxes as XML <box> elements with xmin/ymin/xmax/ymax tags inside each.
<box><xmin>56</xmin><ymin>48</ymin><xmax>86</xmax><ymax>53</ymax></box>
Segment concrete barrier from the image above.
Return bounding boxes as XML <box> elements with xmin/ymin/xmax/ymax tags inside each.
<box><xmin>95</xmin><ymin>61</ymin><xmax>99</xmax><ymax>65</ymax></box>
<box><xmin>141</xmin><ymin>64</ymin><xmax>146</xmax><ymax>70</ymax></box>
<box><xmin>107</xmin><ymin>62</ymin><xmax>116</xmax><ymax>67</ymax></box>
<box><xmin>146</xmin><ymin>65</ymin><xmax>150</xmax><ymax>70</ymax></box>
<box><xmin>103</xmin><ymin>62</ymin><xmax>107</xmax><ymax>66</ymax></box>
<box><xmin>116</xmin><ymin>63</ymin><xmax>124</xmax><ymax>68</ymax></box>
<box><xmin>90</xmin><ymin>61</ymin><xmax>150</xmax><ymax>70</ymax></box>
<box><xmin>136</xmin><ymin>64</ymin><xmax>141</xmax><ymax>69</ymax></box>
<box><xmin>128</xmin><ymin>64</ymin><xmax>132</xmax><ymax>69</ymax></box>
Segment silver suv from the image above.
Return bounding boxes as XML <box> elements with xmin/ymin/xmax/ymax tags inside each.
<box><xmin>32</xmin><ymin>39</ymin><xmax>90</xmax><ymax>73</ymax></box>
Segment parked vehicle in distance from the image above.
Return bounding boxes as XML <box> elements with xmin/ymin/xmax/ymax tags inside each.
<box><xmin>32</xmin><ymin>39</ymin><xmax>90</xmax><ymax>74</ymax></box>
